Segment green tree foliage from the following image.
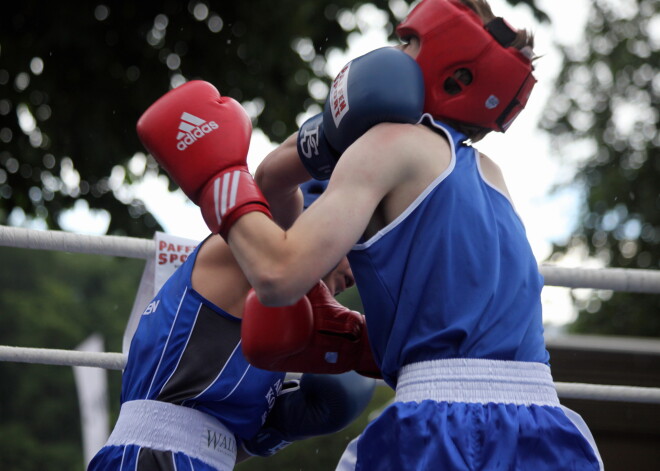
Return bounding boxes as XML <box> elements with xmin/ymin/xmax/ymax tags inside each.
<box><xmin>0</xmin><ymin>246</ymin><xmax>143</xmax><ymax>470</ymax></box>
<box><xmin>0</xmin><ymin>0</ymin><xmax>401</xmax><ymax>236</ymax></box>
<box><xmin>0</xmin><ymin>0</ymin><xmax>548</xmax><ymax>237</ymax></box>
<box><xmin>540</xmin><ymin>0</ymin><xmax>659</xmax><ymax>336</ymax></box>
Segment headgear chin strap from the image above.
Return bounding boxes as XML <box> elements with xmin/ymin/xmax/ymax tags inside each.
<box><xmin>396</xmin><ymin>0</ymin><xmax>536</xmax><ymax>132</ymax></box>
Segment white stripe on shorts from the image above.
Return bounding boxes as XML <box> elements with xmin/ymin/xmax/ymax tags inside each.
<box><xmin>395</xmin><ymin>358</ymin><xmax>560</xmax><ymax>406</ymax></box>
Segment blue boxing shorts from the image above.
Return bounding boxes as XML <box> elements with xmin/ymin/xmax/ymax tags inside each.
<box><xmin>336</xmin><ymin>359</ymin><xmax>603</xmax><ymax>471</ymax></box>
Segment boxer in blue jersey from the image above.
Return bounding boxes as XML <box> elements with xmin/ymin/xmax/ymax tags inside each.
<box><xmin>135</xmin><ymin>1</ymin><xmax>603</xmax><ymax>469</ymax></box>
<box><xmin>87</xmin><ymin>181</ymin><xmax>376</xmax><ymax>471</ymax></box>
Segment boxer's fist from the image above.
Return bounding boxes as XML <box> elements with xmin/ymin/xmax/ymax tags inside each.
<box><xmin>297</xmin><ymin>47</ymin><xmax>424</xmax><ymax>180</ymax></box>
<box><xmin>242</xmin><ymin>371</ymin><xmax>376</xmax><ymax>457</ymax></box>
<box><xmin>137</xmin><ymin>80</ymin><xmax>271</xmax><ymax>238</ymax></box>
<box><xmin>305</xmin><ymin>281</ymin><xmax>380</xmax><ymax>378</ymax></box>
<box><xmin>241</xmin><ymin>281</ymin><xmax>381</xmax><ymax>377</ymax></box>
<box><xmin>296</xmin><ymin>114</ymin><xmax>338</xmax><ymax>181</ymax></box>
<box><xmin>241</xmin><ymin>291</ymin><xmax>315</xmax><ymax>366</ymax></box>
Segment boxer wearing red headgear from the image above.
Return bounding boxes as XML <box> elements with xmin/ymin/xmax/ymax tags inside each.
<box><xmin>142</xmin><ymin>0</ymin><xmax>602</xmax><ymax>469</ymax></box>
<box><xmin>396</xmin><ymin>0</ymin><xmax>537</xmax><ymax>134</ymax></box>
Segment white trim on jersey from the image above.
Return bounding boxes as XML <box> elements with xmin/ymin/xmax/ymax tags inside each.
<box><xmin>352</xmin><ymin>114</ymin><xmax>457</xmax><ymax>251</ymax></box>
<box><xmin>145</xmin><ymin>286</ymin><xmax>189</xmax><ymax>398</ymax></box>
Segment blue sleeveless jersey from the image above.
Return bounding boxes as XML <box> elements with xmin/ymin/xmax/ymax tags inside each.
<box><xmin>121</xmin><ymin>241</ymin><xmax>285</xmax><ymax>441</ymax></box>
<box><xmin>348</xmin><ymin>119</ymin><xmax>549</xmax><ymax>387</ymax></box>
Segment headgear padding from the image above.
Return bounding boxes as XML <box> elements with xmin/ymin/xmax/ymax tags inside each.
<box><xmin>396</xmin><ymin>0</ymin><xmax>536</xmax><ymax>132</ymax></box>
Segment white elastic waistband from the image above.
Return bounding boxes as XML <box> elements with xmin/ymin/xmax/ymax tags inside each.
<box><xmin>105</xmin><ymin>400</ymin><xmax>236</xmax><ymax>470</ymax></box>
<box><xmin>395</xmin><ymin>358</ymin><xmax>559</xmax><ymax>406</ymax></box>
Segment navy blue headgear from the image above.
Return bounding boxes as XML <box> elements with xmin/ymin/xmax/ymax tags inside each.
<box><xmin>300</xmin><ymin>179</ymin><xmax>328</xmax><ymax>209</ymax></box>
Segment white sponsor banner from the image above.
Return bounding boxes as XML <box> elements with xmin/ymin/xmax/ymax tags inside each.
<box><xmin>73</xmin><ymin>334</ymin><xmax>109</xmax><ymax>466</ymax></box>
<box><xmin>153</xmin><ymin>232</ymin><xmax>199</xmax><ymax>290</ymax></box>
<box><xmin>123</xmin><ymin>232</ymin><xmax>200</xmax><ymax>353</ymax></box>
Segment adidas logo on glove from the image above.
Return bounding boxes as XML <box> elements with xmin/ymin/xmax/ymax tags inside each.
<box><xmin>176</xmin><ymin>112</ymin><xmax>219</xmax><ymax>151</ymax></box>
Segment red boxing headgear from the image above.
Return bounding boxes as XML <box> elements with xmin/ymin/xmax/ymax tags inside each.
<box><xmin>396</xmin><ymin>0</ymin><xmax>536</xmax><ymax>132</ymax></box>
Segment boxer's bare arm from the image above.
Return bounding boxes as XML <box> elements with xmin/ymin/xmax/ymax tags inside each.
<box><xmin>192</xmin><ymin>235</ymin><xmax>252</xmax><ymax>318</ymax></box>
<box><xmin>255</xmin><ymin>133</ymin><xmax>309</xmax><ymax>229</ymax></box>
<box><xmin>228</xmin><ymin>121</ymin><xmax>449</xmax><ymax>306</ymax></box>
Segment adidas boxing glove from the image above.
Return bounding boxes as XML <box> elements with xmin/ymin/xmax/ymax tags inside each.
<box><xmin>137</xmin><ymin>80</ymin><xmax>271</xmax><ymax>238</ymax></box>
<box><xmin>297</xmin><ymin>47</ymin><xmax>425</xmax><ymax>180</ymax></box>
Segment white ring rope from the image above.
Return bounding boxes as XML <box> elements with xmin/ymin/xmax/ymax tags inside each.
<box><xmin>1</xmin><ymin>345</ymin><xmax>659</xmax><ymax>404</ymax></box>
<box><xmin>555</xmin><ymin>382</ymin><xmax>660</xmax><ymax>404</ymax></box>
<box><xmin>0</xmin><ymin>225</ymin><xmax>154</xmax><ymax>259</ymax></box>
<box><xmin>1</xmin><ymin>225</ymin><xmax>659</xmax><ymax>292</ymax></box>
<box><xmin>1</xmin><ymin>225</ymin><xmax>659</xmax><ymax>405</ymax></box>
<box><xmin>0</xmin><ymin>345</ymin><xmax>126</xmax><ymax>370</ymax></box>
<box><xmin>541</xmin><ymin>265</ymin><xmax>660</xmax><ymax>293</ymax></box>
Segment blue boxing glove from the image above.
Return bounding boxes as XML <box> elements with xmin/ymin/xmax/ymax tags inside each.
<box><xmin>297</xmin><ymin>114</ymin><xmax>338</xmax><ymax>181</ymax></box>
<box><xmin>241</xmin><ymin>371</ymin><xmax>376</xmax><ymax>457</ymax></box>
<box><xmin>297</xmin><ymin>47</ymin><xmax>425</xmax><ymax>180</ymax></box>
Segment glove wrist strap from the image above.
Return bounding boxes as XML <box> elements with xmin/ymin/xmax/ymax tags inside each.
<box><xmin>198</xmin><ymin>167</ymin><xmax>272</xmax><ymax>237</ymax></box>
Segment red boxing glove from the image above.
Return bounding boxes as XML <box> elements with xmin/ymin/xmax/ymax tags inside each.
<box><xmin>353</xmin><ymin>324</ymin><xmax>381</xmax><ymax>380</ymax></box>
<box><xmin>136</xmin><ymin>80</ymin><xmax>271</xmax><ymax>238</ymax></box>
<box><xmin>305</xmin><ymin>282</ymin><xmax>380</xmax><ymax>378</ymax></box>
<box><xmin>241</xmin><ymin>281</ymin><xmax>381</xmax><ymax>378</ymax></box>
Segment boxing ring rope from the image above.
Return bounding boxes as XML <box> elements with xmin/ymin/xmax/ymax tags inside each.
<box><xmin>0</xmin><ymin>345</ymin><xmax>126</xmax><ymax>371</ymax></box>
<box><xmin>2</xmin><ymin>225</ymin><xmax>660</xmax><ymax>404</ymax></box>
<box><xmin>3</xmin><ymin>225</ymin><xmax>660</xmax><ymax>292</ymax></box>
<box><xmin>0</xmin><ymin>225</ymin><xmax>153</xmax><ymax>259</ymax></box>
<box><xmin>1</xmin><ymin>344</ymin><xmax>659</xmax><ymax>405</ymax></box>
